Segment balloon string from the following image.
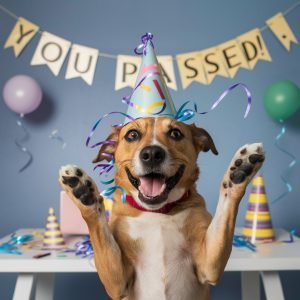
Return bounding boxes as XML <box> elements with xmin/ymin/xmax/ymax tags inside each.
<box><xmin>15</xmin><ymin>117</ymin><xmax>33</xmax><ymax>172</ymax></box>
<box><xmin>272</xmin><ymin>120</ymin><xmax>297</xmax><ymax>203</ymax></box>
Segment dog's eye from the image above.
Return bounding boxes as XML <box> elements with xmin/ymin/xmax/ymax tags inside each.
<box><xmin>125</xmin><ymin>129</ymin><xmax>141</xmax><ymax>142</ymax></box>
<box><xmin>168</xmin><ymin>128</ymin><xmax>184</xmax><ymax>140</ymax></box>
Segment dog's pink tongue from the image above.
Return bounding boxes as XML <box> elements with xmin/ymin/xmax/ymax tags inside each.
<box><xmin>139</xmin><ymin>176</ymin><xmax>165</xmax><ymax>197</ymax></box>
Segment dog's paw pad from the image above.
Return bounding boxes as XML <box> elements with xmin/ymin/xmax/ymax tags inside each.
<box><xmin>59</xmin><ymin>165</ymin><xmax>100</xmax><ymax>207</ymax></box>
<box><xmin>228</xmin><ymin>143</ymin><xmax>264</xmax><ymax>185</ymax></box>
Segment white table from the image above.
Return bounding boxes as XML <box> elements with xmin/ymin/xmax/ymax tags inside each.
<box><xmin>0</xmin><ymin>228</ymin><xmax>299</xmax><ymax>300</ymax></box>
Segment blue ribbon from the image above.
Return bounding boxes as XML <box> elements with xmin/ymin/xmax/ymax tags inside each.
<box><xmin>0</xmin><ymin>233</ymin><xmax>33</xmax><ymax>255</ymax></box>
<box><xmin>272</xmin><ymin>120</ymin><xmax>297</xmax><ymax>204</ymax></box>
<box><xmin>101</xmin><ymin>185</ymin><xmax>126</xmax><ymax>203</ymax></box>
<box><xmin>233</xmin><ymin>235</ymin><xmax>256</xmax><ymax>252</ymax></box>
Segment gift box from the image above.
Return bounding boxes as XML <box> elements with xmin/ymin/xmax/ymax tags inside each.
<box><xmin>60</xmin><ymin>191</ymin><xmax>89</xmax><ymax>235</ymax></box>
<box><xmin>60</xmin><ymin>191</ymin><xmax>114</xmax><ymax>235</ymax></box>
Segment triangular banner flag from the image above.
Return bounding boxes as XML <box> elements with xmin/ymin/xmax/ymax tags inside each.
<box><xmin>218</xmin><ymin>39</ymin><xmax>249</xmax><ymax>77</ymax></box>
<box><xmin>4</xmin><ymin>17</ymin><xmax>39</xmax><ymax>57</ymax></box>
<box><xmin>157</xmin><ymin>55</ymin><xmax>177</xmax><ymax>90</ymax></box>
<box><xmin>115</xmin><ymin>55</ymin><xmax>141</xmax><ymax>90</ymax></box>
<box><xmin>266</xmin><ymin>12</ymin><xmax>298</xmax><ymax>51</ymax></box>
<box><xmin>200</xmin><ymin>46</ymin><xmax>229</xmax><ymax>84</ymax></box>
<box><xmin>236</xmin><ymin>28</ymin><xmax>272</xmax><ymax>69</ymax></box>
<box><xmin>176</xmin><ymin>51</ymin><xmax>207</xmax><ymax>89</ymax></box>
<box><xmin>65</xmin><ymin>44</ymin><xmax>99</xmax><ymax>85</ymax></box>
<box><xmin>31</xmin><ymin>31</ymin><xmax>71</xmax><ymax>76</ymax></box>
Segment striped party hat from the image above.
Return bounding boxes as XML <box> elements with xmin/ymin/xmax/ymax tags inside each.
<box><xmin>43</xmin><ymin>207</ymin><xmax>66</xmax><ymax>250</ymax></box>
<box><xmin>124</xmin><ymin>33</ymin><xmax>177</xmax><ymax>122</ymax></box>
<box><xmin>243</xmin><ymin>175</ymin><xmax>275</xmax><ymax>243</ymax></box>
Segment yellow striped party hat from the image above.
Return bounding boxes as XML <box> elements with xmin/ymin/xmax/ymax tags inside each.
<box><xmin>243</xmin><ymin>175</ymin><xmax>275</xmax><ymax>243</ymax></box>
<box><xmin>43</xmin><ymin>207</ymin><xmax>66</xmax><ymax>250</ymax></box>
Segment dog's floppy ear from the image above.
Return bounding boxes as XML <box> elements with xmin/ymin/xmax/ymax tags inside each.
<box><xmin>93</xmin><ymin>126</ymin><xmax>121</xmax><ymax>163</ymax></box>
<box><xmin>189</xmin><ymin>123</ymin><xmax>218</xmax><ymax>155</ymax></box>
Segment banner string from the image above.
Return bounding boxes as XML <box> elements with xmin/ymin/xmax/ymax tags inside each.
<box><xmin>0</xmin><ymin>1</ymin><xmax>300</xmax><ymax>60</ymax></box>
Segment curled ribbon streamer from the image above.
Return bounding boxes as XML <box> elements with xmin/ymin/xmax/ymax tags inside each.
<box><xmin>15</xmin><ymin>118</ymin><xmax>33</xmax><ymax>172</ymax></box>
<box><xmin>101</xmin><ymin>185</ymin><xmax>126</xmax><ymax>203</ymax></box>
<box><xmin>49</xmin><ymin>129</ymin><xmax>67</xmax><ymax>149</ymax></box>
<box><xmin>232</xmin><ymin>235</ymin><xmax>256</xmax><ymax>252</ymax></box>
<box><xmin>134</xmin><ymin>32</ymin><xmax>154</xmax><ymax>55</ymax></box>
<box><xmin>272</xmin><ymin>121</ymin><xmax>297</xmax><ymax>204</ymax></box>
<box><xmin>94</xmin><ymin>159</ymin><xmax>115</xmax><ymax>176</ymax></box>
<box><xmin>64</xmin><ymin>237</ymin><xmax>94</xmax><ymax>258</ymax></box>
<box><xmin>86</xmin><ymin>111</ymin><xmax>135</xmax><ymax>148</ymax></box>
<box><xmin>0</xmin><ymin>233</ymin><xmax>33</xmax><ymax>255</ymax></box>
<box><xmin>173</xmin><ymin>83</ymin><xmax>252</xmax><ymax>122</ymax></box>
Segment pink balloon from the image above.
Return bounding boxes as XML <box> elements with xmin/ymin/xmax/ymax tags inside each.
<box><xmin>3</xmin><ymin>75</ymin><xmax>42</xmax><ymax>115</ymax></box>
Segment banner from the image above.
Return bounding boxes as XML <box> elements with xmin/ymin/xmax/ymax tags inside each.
<box><xmin>266</xmin><ymin>12</ymin><xmax>298</xmax><ymax>51</ymax></box>
<box><xmin>65</xmin><ymin>44</ymin><xmax>98</xmax><ymax>85</ymax></box>
<box><xmin>0</xmin><ymin>3</ymin><xmax>299</xmax><ymax>89</ymax></box>
<box><xmin>4</xmin><ymin>17</ymin><xmax>39</xmax><ymax>57</ymax></box>
<box><xmin>236</xmin><ymin>28</ymin><xmax>272</xmax><ymax>69</ymax></box>
<box><xmin>31</xmin><ymin>32</ymin><xmax>71</xmax><ymax>76</ymax></box>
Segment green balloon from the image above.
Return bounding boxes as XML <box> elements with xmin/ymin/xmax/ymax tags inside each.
<box><xmin>263</xmin><ymin>80</ymin><xmax>300</xmax><ymax>121</ymax></box>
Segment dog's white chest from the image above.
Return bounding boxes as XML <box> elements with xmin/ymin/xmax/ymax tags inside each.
<box><xmin>126</xmin><ymin>211</ymin><xmax>204</xmax><ymax>300</ymax></box>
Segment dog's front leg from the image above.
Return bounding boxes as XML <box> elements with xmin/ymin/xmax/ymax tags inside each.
<box><xmin>193</xmin><ymin>143</ymin><xmax>264</xmax><ymax>285</ymax></box>
<box><xmin>59</xmin><ymin>165</ymin><xmax>131</xmax><ymax>299</ymax></box>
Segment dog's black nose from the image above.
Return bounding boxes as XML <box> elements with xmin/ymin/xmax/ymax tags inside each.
<box><xmin>140</xmin><ymin>145</ymin><xmax>166</xmax><ymax>166</ymax></box>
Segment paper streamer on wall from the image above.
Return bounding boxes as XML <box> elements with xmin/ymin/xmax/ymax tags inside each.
<box><xmin>15</xmin><ymin>117</ymin><xmax>33</xmax><ymax>172</ymax></box>
<box><xmin>272</xmin><ymin>121</ymin><xmax>297</xmax><ymax>204</ymax></box>
<box><xmin>49</xmin><ymin>129</ymin><xmax>67</xmax><ymax>149</ymax></box>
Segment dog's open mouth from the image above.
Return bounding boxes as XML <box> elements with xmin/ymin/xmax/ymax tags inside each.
<box><xmin>125</xmin><ymin>165</ymin><xmax>185</xmax><ymax>205</ymax></box>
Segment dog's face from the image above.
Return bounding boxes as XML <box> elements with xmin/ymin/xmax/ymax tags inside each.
<box><xmin>94</xmin><ymin>117</ymin><xmax>218</xmax><ymax>210</ymax></box>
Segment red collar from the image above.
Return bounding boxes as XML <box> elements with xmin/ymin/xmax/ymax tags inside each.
<box><xmin>125</xmin><ymin>191</ymin><xmax>190</xmax><ymax>214</ymax></box>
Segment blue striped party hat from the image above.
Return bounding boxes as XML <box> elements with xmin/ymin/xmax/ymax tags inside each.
<box><xmin>124</xmin><ymin>33</ymin><xmax>176</xmax><ymax>121</ymax></box>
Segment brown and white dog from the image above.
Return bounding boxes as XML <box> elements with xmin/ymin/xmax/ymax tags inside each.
<box><xmin>59</xmin><ymin>117</ymin><xmax>264</xmax><ymax>300</ymax></box>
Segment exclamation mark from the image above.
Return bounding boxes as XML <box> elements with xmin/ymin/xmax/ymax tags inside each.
<box><xmin>256</xmin><ymin>35</ymin><xmax>264</xmax><ymax>56</ymax></box>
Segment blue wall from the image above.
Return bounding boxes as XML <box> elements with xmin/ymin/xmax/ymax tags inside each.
<box><xmin>0</xmin><ymin>0</ymin><xmax>299</xmax><ymax>299</ymax></box>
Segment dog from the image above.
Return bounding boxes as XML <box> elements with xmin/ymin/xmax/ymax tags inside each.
<box><xmin>59</xmin><ymin>116</ymin><xmax>264</xmax><ymax>300</ymax></box>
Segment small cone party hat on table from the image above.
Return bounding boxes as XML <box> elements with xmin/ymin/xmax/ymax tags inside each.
<box><xmin>124</xmin><ymin>33</ymin><xmax>177</xmax><ymax>122</ymax></box>
<box><xmin>243</xmin><ymin>175</ymin><xmax>275</xmax><ymax>243</ymax></box>
<box><xmin>43</xmin><ymin>207</ymin><xmax>66</xmax><ymax>250</ymax></box>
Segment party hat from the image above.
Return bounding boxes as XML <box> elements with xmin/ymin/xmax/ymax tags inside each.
<box><xmin>243</xmin><ymin>175</ymin><xmax>275</xmax><ymax>243</ymax></box>
<box><xmin>124</xmin><ymin>33</ymin><xmax>177</xmax><ymax>121</ymax></box>
<box><xmin>43</xmin><ymin>207</ymin><xmax>66</xmax><ymax>250</ymax></box>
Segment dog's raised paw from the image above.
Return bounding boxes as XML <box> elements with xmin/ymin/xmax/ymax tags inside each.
<box><xmin>224</xmin><ymin>143</ymin><xmax>264</xmax><ymax>187</ymax></box>
<box><xmin>59</xmin><ymin>165</ymin><xmax>102</xmax><ymax>207</ymax></box>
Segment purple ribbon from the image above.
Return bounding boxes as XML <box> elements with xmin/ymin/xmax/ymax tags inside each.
<box><xmin>86</xmin><ymin>111</ymin><xmax>135</xmax><ymax>149</ymax></box>
<box><xmin>64</xmin><ymin>237</ymin><xmax>94</xmax><ymax>258</ymax></box>
<box><xmin>134</xmin><ymin>32</ymin><xmax>154</xmax><ymax>55</ymax></box>
<box><xmin>174</xmin><ymin>83</ymin><xmax>252</xmax><ymax>122</ymax></box>
<box><xmin>94</xmin><ymin>159</ymin><xmax>115</xmax><ymax>176</ymax></box>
